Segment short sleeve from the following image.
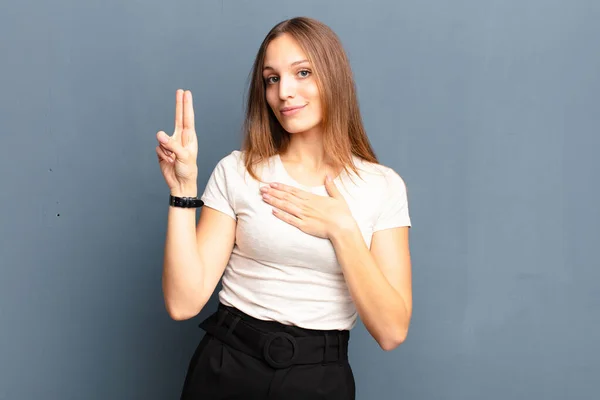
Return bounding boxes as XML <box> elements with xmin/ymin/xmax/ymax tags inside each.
<box><xmin>200</xmin><ymin>155</ymin><xmax>237</xmax><ymax>221</ymax></box>
<box><xmin>372</xmin><ymin>169</ymin><xmax>411</xmax><ymax>232</ymax></box>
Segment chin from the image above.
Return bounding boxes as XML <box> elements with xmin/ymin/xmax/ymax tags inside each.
<box><xmin>283</xmin><ymin>125</ymin><xmax>312</xmax><ymax>134</ymax></box>
<box><xmin>279</xmin><ymin>119</ymin><xmax>322</xmax><ymax>134</ymax></box>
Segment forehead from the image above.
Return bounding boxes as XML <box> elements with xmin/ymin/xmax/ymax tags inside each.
<box><xmin>263</xmin><ymin>33</ymin><xmax>308</xmax><ymax>68</ymax></box>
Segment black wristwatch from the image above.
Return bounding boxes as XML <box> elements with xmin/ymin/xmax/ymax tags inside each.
<box><xmin>169</xmin><ymin>194</ymin><xmax>204</xmax><ymax>208</ymax></box>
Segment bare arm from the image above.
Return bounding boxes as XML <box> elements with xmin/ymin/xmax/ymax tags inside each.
<box><xmin>330</xmin><ymin>224</ymin><xmax>412</xmax><ymax>351</ymax></box>
<box><xmin>156</xmin><ymin>90</ymin><xmax>236</xmax><ymax>320</ymax></box>
<box><xmin>161</xmin><ymin>183</ymin><xmax>236</xmax><ymax>320</ymax></box>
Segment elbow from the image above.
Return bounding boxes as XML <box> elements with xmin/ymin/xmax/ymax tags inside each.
<box><xmin>167</xmin><ymin>308</ymin><xmax>196</xmax><ymax>321</ymax></box>
<box><xmin>378</xmin><ymin>327</ymin><xmax>409</xmax><ymax>352</ymax></box>
<box><xmin>379</xmin><ymin>304</ymin><xmax>412</xmax><ymax>351</ymax></box>
<box><xmin>163</xmin><ymin>285</ymin><xmax>207</xmax><ymax>321</ymax></box>
<box><xmin>164</xmin><ymin>300</ymin><xmax>203</xmax><ymax>321</ymax></box>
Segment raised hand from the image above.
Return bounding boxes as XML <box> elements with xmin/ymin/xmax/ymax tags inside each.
<box><xmin>156</xmin><ymin>89</ymin><xmax>199</xmax><ymax>196</ymax></box>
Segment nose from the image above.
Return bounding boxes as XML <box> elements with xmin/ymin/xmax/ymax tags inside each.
<box><xmin>278</xmin><ymin>74</ymin><xmax>296</xmax><ymax>100</ymax></box>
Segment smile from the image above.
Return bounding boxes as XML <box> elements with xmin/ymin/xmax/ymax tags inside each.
<box><xmin>280</xmin><ymin>104</ymin><xmax>307</xmax><ymax>116</ymax></box>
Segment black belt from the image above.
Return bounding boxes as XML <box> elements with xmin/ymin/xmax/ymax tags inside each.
<box><xmin>198</xmin><ymin>304</ymin><xmax>350</xmax><ymax>369</ymax></box>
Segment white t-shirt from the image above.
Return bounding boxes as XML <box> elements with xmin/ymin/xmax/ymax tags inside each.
<box><xmin>200</xmin><ymin>150</ymin><xmax>411</xmax><ymax>331</ymax></box>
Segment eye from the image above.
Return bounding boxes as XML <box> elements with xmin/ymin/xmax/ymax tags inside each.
<box><xmin>298</xmin><ymin>69</ymin><xmax>311</xmax><ymax>78</ymax></box>
<box><xmin>265</xmin><ymin>76</ymin><xmax>279</xmax><ymax>84</ymax></box>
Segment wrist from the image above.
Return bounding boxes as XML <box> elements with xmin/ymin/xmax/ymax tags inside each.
<box><xmin>170</xmin><ymin>186</ymin><xmax>198</xmax><ymax>198</ymax></box>
<box><xmin>328</xmin><ymin>215</ymin><xmax>360</xmax><ymax>242</ymax></box>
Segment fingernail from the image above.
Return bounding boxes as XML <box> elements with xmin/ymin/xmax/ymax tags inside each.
<box><xmin>159</xmin><ymin>132</ymin><xmax>169</xmax><ymax>143</ymax></box>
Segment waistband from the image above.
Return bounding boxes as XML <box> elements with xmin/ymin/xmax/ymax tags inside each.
<box><xmin>198</xmin><ymin>302</ymin><xmax>350</xmax><ymax>369</ymax></box>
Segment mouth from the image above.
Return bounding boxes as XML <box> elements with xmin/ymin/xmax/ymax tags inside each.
<box><xmin>280</xmin><ymin>104</ymin><xmax>307</xmax><ymax>116</ymax></box>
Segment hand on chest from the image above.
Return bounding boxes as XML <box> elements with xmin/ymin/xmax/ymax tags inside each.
<box><xmin>235</xmin><ymin>187</ymin><xmax>340</xmax><ymax>273</ymax></box>
<box><xmin>233</xmin><ymin>181</ymin><xmax>376</xmax><ymax>274</ymax></box>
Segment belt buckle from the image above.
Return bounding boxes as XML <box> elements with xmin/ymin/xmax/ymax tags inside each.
<box><xmin>262</xmin><ymin>332</ymin><xmax>298</xmax><ymax>369</ymax></box>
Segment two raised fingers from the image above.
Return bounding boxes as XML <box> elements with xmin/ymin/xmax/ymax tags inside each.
<box><xmin>174</xmin><ymin>89</ymin><xmax>195</xmax><ymax>145</ymax></box>
<box><xmin>156</xmin><ymin>89</ymin><xmax>195</xmax><ymax>160</ymax></box>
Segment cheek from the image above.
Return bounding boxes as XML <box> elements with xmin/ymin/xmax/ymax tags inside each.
<box><xmin>307</xmin><ymin>85</ymin><xmax>321</xmax><ymax>117</ymax></box>
<box><xmin>298</xmin><ymin>82</ymin><xmax>321</xmax><ymax>114</ymax></box>
<box><xmin>300</xmin><ymin>80</ymin><xmax>320</xmax><ymax>100</ymax></box>
<box><xmin>265</xmin><ymin>88</ymin><xmax>277</xmax><ymax>109</ymax></box>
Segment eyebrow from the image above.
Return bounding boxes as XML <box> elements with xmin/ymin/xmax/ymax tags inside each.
<box><xmin>263</xmin><ymin>59</ymin><xmax>310</xmax><ymax>71</ymax></box>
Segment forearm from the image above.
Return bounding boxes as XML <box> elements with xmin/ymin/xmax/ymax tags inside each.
<box><xmin>162</xmin><ymin>187</ymin><xmax>204</xmax><ymax>320</ymax></box>
<box><xmin>330</xmin><ymin>221</ymin><xmax>410</xmax><ymax>350</ymax></box>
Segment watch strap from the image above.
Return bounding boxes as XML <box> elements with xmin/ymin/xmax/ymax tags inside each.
<box><xmin>169</xmin><ymin>195</ymin><xmax>204</xmax><ymax>208</ymax></box>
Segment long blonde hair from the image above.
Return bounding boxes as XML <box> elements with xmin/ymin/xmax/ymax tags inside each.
<box><xmin>241</xmin><ymin>16</ymin><xmax>378</xmax><ymax>181</ymax></box>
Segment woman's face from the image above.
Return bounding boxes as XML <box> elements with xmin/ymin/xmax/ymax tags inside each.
<box><xmin>263</xmin><ymin>33</ymin><xmax>322</xmax><ymax>134</ymax></box>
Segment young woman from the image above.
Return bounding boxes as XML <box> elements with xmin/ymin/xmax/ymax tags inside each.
<box><xmin>156</xmin><ymin>16</ymin><xmax>412</xmax><ymax>400</ymax></box>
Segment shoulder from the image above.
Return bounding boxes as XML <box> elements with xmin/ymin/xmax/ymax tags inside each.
<box><xmin>352</xmin><ymin>156</ymin><xmax>407</xmax><ymax>191</ymax></box>
<box><xmin>211</xmin><ymin>150</ymin><xmax>247</xmax><ymax>175</ymax></box>
<box><xmin>215</xmin><ymin>149</ymin><xmax>244</xmax><ymax>167</ymax></box>
<box><xmin>209</xmin><ymin>150</ymin><xmax>263</xmax><ymax>189</ymax></box>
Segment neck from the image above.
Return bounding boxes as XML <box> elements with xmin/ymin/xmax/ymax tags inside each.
<box><xmin>281</xmin><ymin>127</ymin><xmax>330</xmax><ymax>171</ymax></box>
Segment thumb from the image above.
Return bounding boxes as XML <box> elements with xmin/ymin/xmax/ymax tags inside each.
<box><xmin>325</xmin><ymin>175</ymin><xmax>341</xmax><ymax>198</ymax></box>
<box><xmin>157</xmin><ymin>131</ymin><xmax>185</xmax><ymax>159</ymax></box>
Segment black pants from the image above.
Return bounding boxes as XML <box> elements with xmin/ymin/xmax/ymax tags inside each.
<box><xmin>180</xmin><ymin>302</ymin><xmax>355</xmax><ymax>399</ymax></box>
